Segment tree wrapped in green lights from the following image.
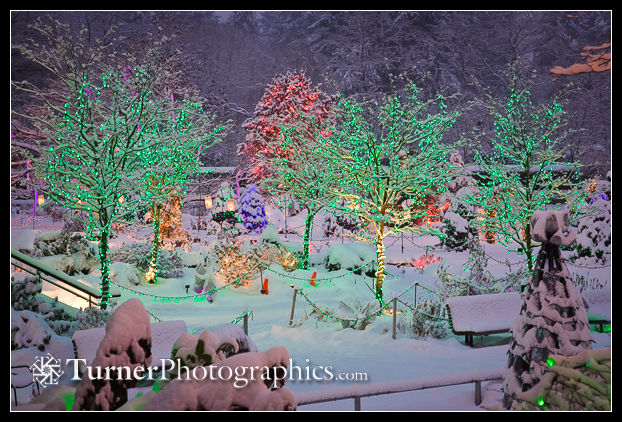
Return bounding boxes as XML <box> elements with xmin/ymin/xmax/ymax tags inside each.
<box><xmin>317</xmin><ymin>82</ymin><xmax>459</xmax><ymax>303</ymax></box>
<box><xmin>24</xmin><ymin>62</ymin><xmax>225</xmax><ymax>306</ymax></box>
<box><xmin>13</xmin><ymin>20</ymin><xmax>228</xmax><ymax>306</ymax></box>
<box><xmin>259</xmin><ymin>114</ymin><xmax>335</xmax><ymax>270</ymax></box>
<box><xmin>467</xmin><ymin>69</ymin><xmax>584</xmax><ymax>276</ymax></box>
<box><xmin>138</xmin><ymin>98</ymin><xmax>229</xmax><ymax>284</ymax></box>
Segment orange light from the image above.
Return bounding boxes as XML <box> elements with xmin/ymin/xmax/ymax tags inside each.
<box><xmin>204</xmin><ymin>196</ymin><xmax>213</xmax><ymax>209</ymax></box>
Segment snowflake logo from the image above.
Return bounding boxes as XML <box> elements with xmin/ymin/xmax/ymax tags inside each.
<box><xmin>29</xmin><ymin>353</ymin><xmax>64</xmax><ymax>388</ymax></box>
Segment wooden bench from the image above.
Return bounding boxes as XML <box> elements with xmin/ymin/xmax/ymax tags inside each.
<box><xmin>446</xmin><ymin>292</ymin><xmax>522</xmax><ymax>347</ymax></box>
<box><xmin>587</xmin><ymin>307</ymin><xmax>611</xmax><ymax>333</ymax></box>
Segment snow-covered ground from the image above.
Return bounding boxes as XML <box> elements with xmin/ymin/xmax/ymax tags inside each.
<box><xmin>10</xmin><ymin>208</ymin><xmax>612</xmax><ymax>411</ymax></box>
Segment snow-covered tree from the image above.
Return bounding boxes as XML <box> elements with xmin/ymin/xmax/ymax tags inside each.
<box><xmin>502</xmin><ymin>210</ymin><xmax>593</xmax><ymax>409</ymax></box>
<box><xmin>317</xmin><ymin>81</ymin><xmax>459</xmax><ymax>303</ymax></box>
<box><xmin>12</xmin><ymin>19</ymin><xmax>228</xmax><ymax>306</ymax></box>
<box><xmin>239</xmin><ymin>184</ymin><xmax>268</xmax><ymax>234</ymax></box>
<box><xmin>238</xmin><ymin>70</ymin><xmax>333</xmax><ymax>184</ymax></box>
<box><xmin>569</xmin><ymin>171</ymin><xmax>611</xmax><ymax>264</ymax></box>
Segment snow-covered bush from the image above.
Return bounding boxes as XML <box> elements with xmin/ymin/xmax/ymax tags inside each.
<box><xmin>570</xmin><ymin>195</ymin><xmax>611</xmax><ymax>264</ymax></box>
<box><xmin>324</xmin><ymin>242</ymin><xmax>375</xmax><ymax>274</ymax></box>
<box><xmin>138</xmin><ymin>347</ymin><xmax>297</xmax><ymax>411</ymax></box>
<box><xmin>168</xmin><ymin>325</ymin><xmax>258</xmax><ymax>377</ymax></box>
<box><xmin>73</xmin><ymin>299</ymin><xmax>152</xmax><ymax>411</ymax></box>
<box><xmin>30</xmin><ymin>229</ymin><xmax>99</xmax><ymax>275</ymax></box>
<box><xmin>11</xmin><ymin>308</ymin><xmax>53</xmax><ymax>351</ymax></box>
<box><xmin>110</xmin><ymin>242</ymin><xmax>183</xmax><ymax>279</ymax></box>
<box><xmin>11</xmin><ymin>273</ymin><xmax>111</xmax><ymax>337</ymax></box>
<box><xmin>406</xmin><ymin>300</ymin><xmax>450</xmax><ymax>339</ymax></box>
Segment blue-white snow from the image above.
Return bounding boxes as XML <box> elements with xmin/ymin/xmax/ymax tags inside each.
<box><xmin>10</xmin><ymin>207</ymin><xmax>611</xmax><ymax>411</ymax></box>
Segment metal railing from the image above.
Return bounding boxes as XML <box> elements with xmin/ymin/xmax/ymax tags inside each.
<box><xmin>10</xmin><ymin>248</ymin><xmax>120</xmax><ymax>308</ymax></box>
<box><xmin>296</xmin><ymin>368</ymin><xmax>505</xmax><ymax>411</ymax></box>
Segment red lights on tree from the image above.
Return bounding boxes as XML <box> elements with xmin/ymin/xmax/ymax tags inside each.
<box><xmin>238</xmin><ymin>70</ymin><xmax>333</xmax><ymax>183</ymax></box>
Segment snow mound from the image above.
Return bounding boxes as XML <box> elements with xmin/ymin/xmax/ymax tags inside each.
<box><xmin>141</xmin><ymin>346</ymin><xmax>296</xmax><ymax>411</ymax></box>
<box><xmin>325</xmin><ymin>242</ymin><xmax>375</xmax><ymax>272</ymax></box>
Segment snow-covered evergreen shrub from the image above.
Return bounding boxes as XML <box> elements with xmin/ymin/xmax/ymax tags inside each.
<box><xmin>239</xmin><ymin>184</ymin><xmax>268</xmax><ymax>233</ymax></box>
<box><xmin>438</xmin><ymin>211</ymin><xmax>471</xmax><ymax>251</ymax></box>
<box><xmin>512</xmin><ymin>347</ymin><xmax>610</xmax><ymax>411</ymax></box>
<box><xmin>438</xmin><ymin>187</ymin><xmax>479</xmax><ymax>251</ymax></box>
<box><xmin>324</xmin><ymin>242</ymin><xmax>375</xmax><ymax>274</ymax></box>
<box><xmin>11</xmin><ymin>273</ymin><xmax>111</xmax><ymax>337</ymax></box>
<box><xmin>570</xmin><ymin>195</ymin><xmax>611</xmax><ymax>264</ymax></box>
<box><xmin>139</xmin><ymin>347</ymin><xmax>297</xmax><ymax>411</ymax></box>
<box><xmin>30</xmin><ymin>229</ymin><xmax>99</xmax><ymax>275</ymax></box>
<box><xmin>168</xmin><ymin>325</ymin><xmax>257</xmax><ymax>378</ymax></box>
<box><xmin>110</xmin><ymin>242</ymin><xmax>183</xmax><ymax>278</ymax></box>
<box><xmin>11</xmin><ymin>308</ymin><xmax>52</xmax><ymax>351</ymax></box>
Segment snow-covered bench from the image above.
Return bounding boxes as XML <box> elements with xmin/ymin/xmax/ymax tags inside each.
<box><xmin>71</xmin><ymin>320</ymin><xmax>188</xmax><ymax>372</ymax></box>
<box><xmin>446</xmin><ymin>292</ymin><xmax>522</xmax><ymax>347</ymax></box>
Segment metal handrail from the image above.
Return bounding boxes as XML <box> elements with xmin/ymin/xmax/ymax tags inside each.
<box><xmin>296</xmin><ymin>368</ymin><xmax>505</xmax><ymax>410</ymax></box>
<box><xmin>11</xmin><ymin>248</ymin><xmax>120</xmax><ymax>307</ymax></box>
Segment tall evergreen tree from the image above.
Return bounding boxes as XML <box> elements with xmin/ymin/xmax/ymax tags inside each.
<box><xmin>238</xmin><ymin>70</ymin><xmax>333</xmax><ymax>184</ymax></box>
<box><xmin>503</xmin><ymin>209</ymin><xmax>593</xmax><ymax>409</ymax></box>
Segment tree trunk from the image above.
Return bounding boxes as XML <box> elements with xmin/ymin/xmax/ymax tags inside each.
<box><xmin>525</xmin><ymin>222</ymin><xmax>534</xmax><ymax>273</ymax></box>
<box><xmin>300</xmin><ymin>209</ymin><xmax>317</xmax><ymax>270</ymax></box>
<box><xmin>98</xmin><ymin>228</ymin><xmax>111</xmax><ymax>309</ymax></box>
<box><xmin>147</xmin><ymin>204</ymin><xmax>162</xmax><ymax>284</ymax></box>
<box><xmin>374</xmin><ymin>231</ymin><xmax>386</xmax><ymax>304</ymax></box>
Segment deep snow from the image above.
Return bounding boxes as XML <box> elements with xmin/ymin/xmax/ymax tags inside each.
<box><xmin>10</xmin><ymin>208</ymin><xmax>611</xmax><ymax>411</ymax></box>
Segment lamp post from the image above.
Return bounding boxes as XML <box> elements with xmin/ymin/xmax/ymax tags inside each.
<box><xmin>203</xmin><ymin>195</ymin><xmax>213</xmax><ymax>240</ymax></box>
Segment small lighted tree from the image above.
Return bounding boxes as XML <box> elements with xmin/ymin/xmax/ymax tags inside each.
<box><xmin>317</xmin><ymin>82</ymin><xmax>459</xmax><ymax>303</ymax></box>
<box><xmin>239</xmin><ymin>184</ymin><xmax>268</xmax><ymax>234</ymax></box>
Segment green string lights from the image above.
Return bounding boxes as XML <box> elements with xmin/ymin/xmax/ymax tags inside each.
<box><xmin>467</xmin><ymin>74</ymin><xmax>584</xmax><ymax>275</ymax></box>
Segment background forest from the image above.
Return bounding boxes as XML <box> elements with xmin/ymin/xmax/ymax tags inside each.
<box><xmin>11</xmin><ymin>10</ymin><xmax>611</xmax><ymax>175</ymax></box>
